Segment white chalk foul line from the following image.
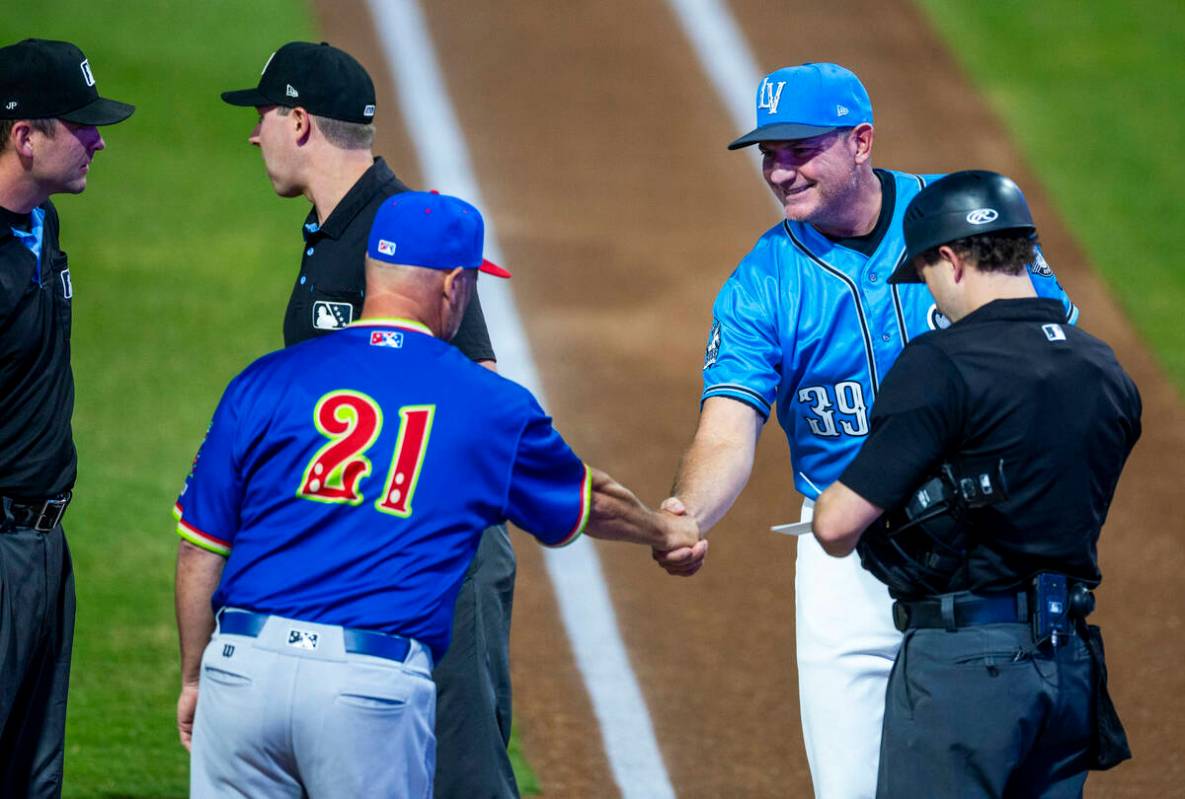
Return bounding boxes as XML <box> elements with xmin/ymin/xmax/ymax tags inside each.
<box><xmin>365</xmin><ymin>2</ymin><xmax>676</xmax><ymax>797</ymax></box>
<box><xmin>665</xmin><ymin>0</ymin><xmax>775</xmax><ymax>189</ymax></box>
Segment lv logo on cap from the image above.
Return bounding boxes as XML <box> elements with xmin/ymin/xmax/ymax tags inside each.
<box><xmin>758</xmin><ymin>78</ymin><xmax>786</xmax><ymax>114</ymax></box>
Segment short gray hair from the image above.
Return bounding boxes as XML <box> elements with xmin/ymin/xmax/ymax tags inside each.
<box><xmin>275</xmin><ymin>105</ymin><xmax>374</xmax><ymax>150</ymax></box>
<box><xmin>0</xmin><ymin>118</ymin><xmax>58</xmax><ymax>153</ymax></box>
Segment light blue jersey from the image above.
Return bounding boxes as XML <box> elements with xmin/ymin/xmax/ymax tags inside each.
<box><xmin>702</xmin><ymin>170</ymin><xmax>1077</xmax><ymax>499</ymax></box>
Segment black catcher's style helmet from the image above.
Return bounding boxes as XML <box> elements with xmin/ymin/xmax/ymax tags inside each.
<box><xmin>890</xmin><ymin>170</ymin><xmax>1036</xmax><ymax>283</ymax></box>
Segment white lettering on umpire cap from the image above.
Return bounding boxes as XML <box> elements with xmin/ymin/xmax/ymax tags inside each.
<box><xmin>80</xmin><ymin>59</ymin><xmax>95</xmax><ymax>87</ymax></box>
<box><xmin>757</xmin><ymin>78</ymin><xmax>787</xmax><ymax>115</ymax></box>
<box><xmin>966</xmin><ymin>208</ymin><xmax>999</xmax><ymax>225</ymax></box>
<box><xmin>4</xmin><ymin>101</ymin><xmax>16</xmax><ymax>111</ymax></box>
<box><xmin>286</xmin><ymin>84</ymin><xmax>299</xmax><ymax>98</ymax></box>
<box><xmin>1043</xmin><ymin>323</ymin><xmax>1066</xmax><ymax>342</ymax></box>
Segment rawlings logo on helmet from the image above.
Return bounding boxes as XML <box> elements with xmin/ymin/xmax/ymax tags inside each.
<box><xmin>965</xmin><ymin>208</ymin><xmax>999</xmax><ymax>225</ymax></box>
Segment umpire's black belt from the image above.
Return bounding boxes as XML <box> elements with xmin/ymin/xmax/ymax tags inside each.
<box><xmin>219</xmin><ymin>609</ymin><xmax>413</xmax><ymax>663</ymax></box>
<box><xmin>893</xmin><ymin>591</ymin><xmax>1029</xmax><ymax>633</ymax></box>
<box><xmin>1</xmin><ymin>492</ymin><xmax>71</xmax><ymax>533</ymax></box>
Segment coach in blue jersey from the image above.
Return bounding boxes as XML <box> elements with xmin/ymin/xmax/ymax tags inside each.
<box><xmin>219</xmin><ymin>43</ymin><xmax>518</xmax><ymax>798</ymax></box>
<box><xmin>657</xmin><ymin>64</ymin><xmax>1076</xmax><ymax>798</ymax></box>
<box><xmin>173</xmin><ymin>191</ymin><xmax>698</xmax><ymax>797</ymax></box>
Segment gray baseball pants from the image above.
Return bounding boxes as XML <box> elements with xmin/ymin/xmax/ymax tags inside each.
<box><xmin>191</xmin><ymin>612</ymin><xmax>436</xmax><ymax>798</ymax></box>
<box><xmin>877</xmin><ymin>623</ymin><xmax>1093</xmax><ymax>798</ymax></box>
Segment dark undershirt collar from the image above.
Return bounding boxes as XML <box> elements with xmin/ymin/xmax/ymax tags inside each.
<box><xmin>822</xmin><ymin>168</ymin><xmax>894</xmax><ymax>257</ymax></box>
<box><xmin>0</xmin><ymin>204</ymin><xmax>33</xmax><ymax>234</ymax></box>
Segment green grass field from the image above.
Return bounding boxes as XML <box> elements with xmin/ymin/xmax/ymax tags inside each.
<box><xmin>916</xmin><ymin>0</ymin><xmax>1185</xmax><ymax>392</ymax></box>
<box><xmin>3</xmin><ymin>3</ymin><xmax>311</xmax><ymax>795</ymax></box>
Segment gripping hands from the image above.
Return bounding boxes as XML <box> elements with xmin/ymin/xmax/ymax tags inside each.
<box><xmin>584</xmin><ymin>469</ymin><xmax>704</xmax><ymax>574</ymax></box>
<box><xmin>652</xmin><ymin>496</ymin><xmax>709</xmax><ymax>577</ymax></box>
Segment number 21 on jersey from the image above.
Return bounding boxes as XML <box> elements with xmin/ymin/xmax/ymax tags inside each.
<box><xmin>297</xmin><ymin>390</ymin><xmax>435</xmax><ymax>517</ymax></box>
<box><xmin>798</xmin><ymin>380</ymin><xmax>869</xmax><ymax>437</ymax></box>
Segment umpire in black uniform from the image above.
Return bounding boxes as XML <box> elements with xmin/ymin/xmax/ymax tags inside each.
<box><xmin>812</xmin><ymin>170</ymin><xmax>1141</xmax><ymax>797</ymax></box>
<box><xmin>218</xmin><ymin>42</ymin><xmax>520</xmax><ymax>798</ymax></box>
<box><xmin>0</xmin><ymin>39</ymin><xmax>133</xmax><ymax>797</ymax></box>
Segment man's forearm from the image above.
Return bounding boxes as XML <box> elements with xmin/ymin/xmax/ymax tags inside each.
<box><xmin>670</xmin><ymin>398</ymin><xmax>763</xmax><ymax>534</ymax></box>
<box><xmin>585</xmin><ymin>468</ymin><xmax>696</xmax><ymax>550</ymax></box>
<box><xmin>812</xmin><ymin>480</ymin><xmax>883</xmax><ymax>557</ymax></box>
<box><xmin>175</xmin><ymin>540</ymin><xmax>226</xmax><ymax>686</ymax></box>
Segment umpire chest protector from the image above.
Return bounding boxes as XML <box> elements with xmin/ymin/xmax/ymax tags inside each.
<box><xmin>857</xmin><ymin>460</ymin><xmax>1007</xmax><ymax>599</ymax></box>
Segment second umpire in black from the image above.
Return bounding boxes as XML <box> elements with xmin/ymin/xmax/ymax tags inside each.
<box><xmin>217</xmin><ymin>42</ymin><xmax>520</xmax><ymax>797</ymax></box>
<box><xmin>812</xmin><ymin>170</ymin><xmax>1141</xmax><ymax>797</ymax></box>
<box><xmin>0</xmin><ymin>39</ymin><xmax>133</xmax><ymax>797</ymax></box>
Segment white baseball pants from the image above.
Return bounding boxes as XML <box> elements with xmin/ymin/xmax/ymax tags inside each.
<box><xmin>795</xmin><ymin>499</ymin><xmax>902</xmax><ymax>799</ymax></box>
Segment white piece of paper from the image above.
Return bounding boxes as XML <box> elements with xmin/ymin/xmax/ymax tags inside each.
<box><xmin>770</xmin><ymin>521</ymin><xmax>813</xmax><ymax>537</ymax></box>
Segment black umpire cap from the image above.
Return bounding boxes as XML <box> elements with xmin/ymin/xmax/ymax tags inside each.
<box><xmin>890</xmin><ymin>169</ymin><xmax>1037</xmax><ymax>284</ymax></box>
<box><xmin>221</xmin><ymin>42</ymin><xmax>376</xmax><ymax>124</ymax></box>
<box><xmin>0</xmin><ymin>39</ymin><xmax>134</xmax><ymax>125</ymax></box>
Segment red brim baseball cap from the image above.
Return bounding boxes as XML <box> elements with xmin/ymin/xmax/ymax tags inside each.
<box><xmin>368</xmin><ymin>191</ymin><xmax>511</xmax><ymax>279</ymax></box>
<box><xmin>479</xmin><ymin>260</ymin><xmax>511</xmax><ymax>278</ymax></box>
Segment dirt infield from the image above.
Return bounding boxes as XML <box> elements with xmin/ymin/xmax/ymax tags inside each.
<box><xmin>319</xmin><ymin>1</ymin><xmax>1185</xmax><ymax>795</ymax></box>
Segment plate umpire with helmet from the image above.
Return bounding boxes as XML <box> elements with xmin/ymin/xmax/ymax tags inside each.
<box><xmin>813</xmin><ymin>169</ymin><xmax>1141</xmax><ymax>796</ymax></box>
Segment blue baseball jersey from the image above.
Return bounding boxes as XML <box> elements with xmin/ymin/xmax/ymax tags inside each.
<box><xmin>702</xmin><ymin>170</ymin><xmax>1077</xmax><ymax>499</ymax></box>
<box><xmin>175</xmin><ymin>319</ymin><xmax>590</xmax><ymax>660</ymax></box>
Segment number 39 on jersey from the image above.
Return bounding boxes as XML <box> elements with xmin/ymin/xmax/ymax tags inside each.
<box><xmin>798</xmin><ymin>380</ymin><xmax>869</xmax><ymax>438</ymax></box>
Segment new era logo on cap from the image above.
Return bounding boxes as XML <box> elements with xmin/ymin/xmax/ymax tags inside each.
<box><xmin>377</xmin><ymin>239</ymin><xmax>396</xmax><ymax>256</ymax></box>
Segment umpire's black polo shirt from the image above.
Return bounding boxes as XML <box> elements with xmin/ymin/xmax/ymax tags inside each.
<box><xmin>0</xmin><ymin>201</ymin><xmax>76</xmax><ymax>499</ymax></box>
<box><xmin>841</xmin><ymin>297</ymin><xmax>1142</xmax><ymax>594</ymax></box>
<box><xmin>283</xmin><ymin>157</ymin><xmax>495</xmax><ymax>361</ymax></box>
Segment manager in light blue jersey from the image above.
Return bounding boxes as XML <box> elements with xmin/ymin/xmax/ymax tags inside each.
<box><xmin>658</xmin><ymin>63</ymin><xmax>1076</xmax><ymax>799</ymax></box>
<box><xmin>173</xmin><ymin>192</ymin><xmax>699</xmax><ymax>798</ymax></box>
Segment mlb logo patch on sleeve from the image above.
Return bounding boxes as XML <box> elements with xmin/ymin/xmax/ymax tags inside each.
<box><xmin>370</xmin><ymin>331</ymin><xmax>404</xmax><ymax>349</ymax></box>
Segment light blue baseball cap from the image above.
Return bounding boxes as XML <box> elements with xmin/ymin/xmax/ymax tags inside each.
<box><xmin>728</xmin><ymin>62</ymin><xmax>873</xmax><ymax>150</ymax></box>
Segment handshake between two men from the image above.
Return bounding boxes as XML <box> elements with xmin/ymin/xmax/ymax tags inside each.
<box><xmin>584</xmin><ymin>468</ymin><xmax>707</xmax><ymax>574</ymax></box>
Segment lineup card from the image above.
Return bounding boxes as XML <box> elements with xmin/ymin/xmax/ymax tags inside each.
<box><xmin>770</xmin><ymin>521</ymin><xmax>813</xmax><ymax>537</ymax></box>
